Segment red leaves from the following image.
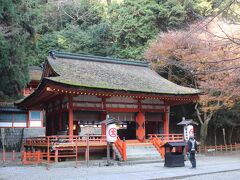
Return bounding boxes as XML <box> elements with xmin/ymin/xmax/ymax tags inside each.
<box><xmin>146</xmin><ymin>19</ymin><xmax>240</xmax><ymax>112</ymax></box>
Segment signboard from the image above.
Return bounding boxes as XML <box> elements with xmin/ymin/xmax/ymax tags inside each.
<box><xmin>79</xmin><ymin>126</ymin><xmax>101</xmax><ymax>136</ymax></box>
<box><xmin>184</xmin><ymin>125</ymin><xmax>194</xmax><ymax>141</ymax></box>
<box><xmin>106</xmin><ymin>124</ymin><xmax>117</xmax><ymax>142</ymax></box>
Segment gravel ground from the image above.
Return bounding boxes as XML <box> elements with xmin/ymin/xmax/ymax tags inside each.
<box><xmin>0</xmin><ymin>153</ymin><xmax>240</xmax><ymax>180</ymax></box>
<box><xmin>178</xmin><ymin>170</ymin><xmax>240</xmax><ymax>180</ymax></box>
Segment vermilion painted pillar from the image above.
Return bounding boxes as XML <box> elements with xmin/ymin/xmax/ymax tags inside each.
<box><xmin>163</xmin><ymin>111</ymin><xmax>169</xmax><ymax>134</ymax></box>
<box><xmin>101</xmin><ymin>97</ymin><xmax>107</xmax><ymax>137</ymax></box>
<box><xmin>136</xmin><ymin>112</ymin><xmax>145</xmax><ymax>142</ymax></box>
<box><xmin>101</xmin><ymin>112</ymin><xmax>107</xmax><ymax>137</ymax></box>
<box><xmin>68</xmin><ymin>96</ymin><xmax>74</xmax><ymax>139</ymax></box>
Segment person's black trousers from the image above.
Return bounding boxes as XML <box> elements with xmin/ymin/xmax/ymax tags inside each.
<box><xmin>190</xmin><ymin>151</ymin><xmax>196</xmax><ymax>168</ymax></box>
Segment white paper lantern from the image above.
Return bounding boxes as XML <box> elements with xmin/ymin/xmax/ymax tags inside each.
<box><xmin>184</xmin><ymin>125</ymin><xmax>194</xmax><ymax>141</ymax></box>
<box><xmin>106</xmin><ymin>124</ymin><xmax>117</xmax><ymax>142</ymax></box>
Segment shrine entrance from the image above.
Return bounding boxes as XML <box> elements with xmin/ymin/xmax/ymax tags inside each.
<box><xmin>145</xmin><ymin>112</ymin><xmax>164</xmax><ymax>137</ymax></box>
<box><xmin>117</xmin><ymin>121</ymin><xmax>136</xmax><ymax>140</ymax></box>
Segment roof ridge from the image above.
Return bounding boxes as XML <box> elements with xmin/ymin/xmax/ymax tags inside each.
<box><xmin>49</xmin><ymin>51</ymin><xmax>149</xmax><ymax>67</ymax></box>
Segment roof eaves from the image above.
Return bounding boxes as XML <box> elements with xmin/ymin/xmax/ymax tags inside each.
<box><xmin>45</xmin><ymin>78</ymin><xmax>200</xmax><ymax>96</ymax></box>
<box><xmin>15</xmin><ymin>79</ymin><xmax>47</xmax><ymax>107</ymax></box>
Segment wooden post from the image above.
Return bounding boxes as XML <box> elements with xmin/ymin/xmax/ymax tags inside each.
<box><xmin>85</xmin><ymin>134</ymin><xmax>89</xmax><ymax>167</ymax></box>
<box><xmin>68</xmin><ymin>96</ymin><xmax>74</xmax><ymax>139</ymax></box>
<box><xmin>112</xmin><ymin>148</ymin><xmax>116</xmax><ymax>160</ymax></box>
<box><xmin>47</xmin><ymin>137</ymin><xmax>50</xmax><ymax>164</ymax></box>
<box><xmin>2</xmin><ymin>150</ymin><xmax>6</xmax><ymax>162</ymax></box>
<box><xmin>37</xmin><ymin>151</ymin><xmax>41</xmax><ymax>163</ymax></box>
<box><xmin>101</xmin><ymin>111</ymin><xmax>107</xmax><ymax>137</ymax></box>
<box><xmin>122</xmin><ymin>139</ymin><xmax>127</xmax><ymax>161</ymax></box>
<box><xmin>23</xmin><ymin>151</ymin><xmax>26</xmax><ymax>164</ymax></box>
<box><xmin>107</xmin><ymin>142</ymin><xmax>111</xmax><ymax>165</ymax></box>
<box><xmin>12</xmin><ymin>150</ymin><xmax>15</xmax><ymax>161</ymax></box>
<box><xmin>136</xmin><ymin>112</ymin><xmax>145</xmax><ymax>142</ymax></box>
<box><xmin>54</xmin><ymin>149</ymin><xmax>58</xmax><ymax>163</ymax></box>
<box><xmin>75</xmin><ymin>140</ymin><xmax>78</xmax><ymax>167</ymax></box>
<box><xmin>163</xmin><ymin>110</ymin><xmax>169</xmax><ymax>135</ymax></box>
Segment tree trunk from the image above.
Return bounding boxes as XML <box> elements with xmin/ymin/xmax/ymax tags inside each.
<box><xmin>214</xmin><ymin>127</ymin><xmax>217</xmax><ymax>146</ymax></box>
<box><xmin>200</xmin><ymin>121</ymin><xmax>209</xmax><ymax>146</ymax></box>
<box><xmin>228</xmin><ymin>127</ymin><xmax>234</xmax><ymax>144</ymax></box>
<box><xmin>222</xmin><ymin>128</ymin><xmax>226</xmax><ymax>145</ymax></box>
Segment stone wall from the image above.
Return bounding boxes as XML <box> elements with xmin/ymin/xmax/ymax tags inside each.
<box><xmin>0</xmin><ymin>128</ymin><xmax>24</xmax><ymax>151</ymax></box>
<box><xmin>0</xmin><ymin>127</ymin><xmax>45</xmax><ymax>151</ymax></box>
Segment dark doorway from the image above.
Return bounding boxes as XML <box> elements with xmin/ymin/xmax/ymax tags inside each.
<box><xmin>118</xmin><ymin>121</ymin><xmax>136</xmax><ymax>140</ymax></box>
<box><xmin>145</xmin><ymin>112</ymin><xmax>163</xmax><ymax>137</ymax></box>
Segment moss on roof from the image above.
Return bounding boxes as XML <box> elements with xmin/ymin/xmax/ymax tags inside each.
<box><xmin>45</xmin><ymin>52</ymin><xmax>200</xmax><ymax>95</ymax></box>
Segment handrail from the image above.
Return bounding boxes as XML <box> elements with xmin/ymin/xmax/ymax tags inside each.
<box><xmin>114</xmin><ymin>137</ymin><xmax>127</xmax><ymax>161</ymax></box>
<box><xmin>148</xmin><ymin>134</ymin><xmax>184</xmax><ymax>142</ymax></box>
<box><xmin>23</xmin><ymin>135</ymin><xmax>107</xmax><ymax>147</ymax></box>
<box><xmin>150</xmin><ymin>137</ymin><xmax>165</xmax><ymax>158</ymax></box>
<box><xmin>148</xmin><ymin>134</ymin><xmax>184</xmax><ymax>159</ymax></box>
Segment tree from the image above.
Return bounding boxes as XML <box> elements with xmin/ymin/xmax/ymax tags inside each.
<box><xmin>108</xmin><ymin>0</ymin><xmax>201</xmax><ymax>60</ymax></box>
<box><xmin>145</xmin><ymin>19</ymin><xmax>240</xmax><ymax>145</ymax></box>
<box><xmin>211</xmin><ymin>102</ymin><xmax>240</xmax><ymax>145</ymax></box>
<box><xmin>0</xmin><ymin>0</ymin><xmax>29</xmax><ymax>100</ymax></box>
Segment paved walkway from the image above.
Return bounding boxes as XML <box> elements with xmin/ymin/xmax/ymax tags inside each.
<box><xmin>0</xmin><ymin>154</ymin><xmax>240</xmax><ymax>180</ymax></box>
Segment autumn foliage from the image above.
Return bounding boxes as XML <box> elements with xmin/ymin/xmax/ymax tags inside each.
<box><xmin>145</xmin><ymin>19</ymin><xmax>240</xmax><ymax>144</ymax></box>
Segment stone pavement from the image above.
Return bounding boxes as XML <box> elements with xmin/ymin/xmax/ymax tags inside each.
<box><xmin>0</xmin><ymin>153</ymin><xmax>240</xmax><ymax>180</ymax></box>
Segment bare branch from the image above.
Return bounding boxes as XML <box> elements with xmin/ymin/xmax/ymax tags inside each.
<box><xmin>195</xmin><ymin>103</ymin><xmax>203</xmax><ymax>124</ymax></box>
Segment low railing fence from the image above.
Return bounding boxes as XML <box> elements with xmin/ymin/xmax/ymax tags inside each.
<box><xmin>23</xmin><ymin>135</ymin><xmax>106</xmax><ymax>147</ymax></box>
<box><xmin>0</xmin><ymin>150</ymin><xmax>17</xmax><ymax>162</ymax></box>
<box><xmin>148</xmin><ymin>134</ymin><xmax>184</xmax><ymax>142</ymax></box>
<box><xmin>198</xmin><ymin>143</ymin><xmax>240</xmax><ymax>154</ymax></box>
<box><xmin>22</xmin><ymin>135</ymin><xmax>107</xmax><ymax>165</ymax></box>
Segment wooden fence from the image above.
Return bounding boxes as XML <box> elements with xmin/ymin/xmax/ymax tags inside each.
<box><xmin>198</xmin><ymin>143</ymin><xmax>240</xmax><ymax>154</ymax></box>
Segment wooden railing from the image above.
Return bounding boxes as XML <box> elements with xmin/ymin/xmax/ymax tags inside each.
<box><xmin>198</xmin><ymin>143</ymin><xmax>240</xmax><ymax>154</ymax></box>
<box><xmin>148</xmin><ymin>134</ymin><xmax>184</xmax><ymax>158</ymax></box>
<box><xmin>23</xmin><ymin>135</ymin><xmax>106</xmax><ymax>147</ymax></box>
<box><xmin>148</xmin><ymin>134</ymin><xmax>184</xmax><ymax>142</ymax></box>
<box><xmin>150</xmin><ymin>137</ymin><xmax>165</xmax><ymax>158</ymax></box>
<box><xmin>114</xmin><ymin>137</ymin><xmax>127</xmax><ymax>161</ymax></box>
<box><xmin>22</xmin><ymin>151</ymin><xmax>41</xmax><ymax>165</ymax></box>
<box><xmin>22</xmin><ymin>135</ymin><xmax>107</xmax><ymax>164</ymax></box>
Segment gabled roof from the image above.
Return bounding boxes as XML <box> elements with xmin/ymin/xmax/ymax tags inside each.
<box><xmin>16</xmin><ymin>51</ymin><xmax>200</xmax><ymax>108</ymax></box>
<box><xmin>44</xmin><ymin>51</ymin><xmax>200</xmax><ymax>95</ymax></box>
<box><xmin>28</xmin><ymin>66</ymin><xmax>42</xmax><ymax>81</ymax></box>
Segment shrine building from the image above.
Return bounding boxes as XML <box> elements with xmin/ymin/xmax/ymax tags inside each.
<box><xmin>17</xmin><ymin>51</ymin><xmax>199</xmax><ymax>141</ymax></box>
<box><xmin>16</xmin><ymin>51</ymin><xmax>200</xmax><ymax>163</ymax></box>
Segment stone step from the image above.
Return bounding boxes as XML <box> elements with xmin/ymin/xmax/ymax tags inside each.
<box><xmin>125</xmin><ymin>144</ymin><xmax>162</xmax><ymax>162</ymax></box>
<box><xmin>127</xmin><ymin>156</ymin><xmax>162</xmax><ymax>161</ymax></box>
<box><xmin>127</xmin><ymin>154</ymin><xmax>161</xmax><ymax>158</ymax></box>
<box><xmin>127</xmin><ymin>151</ymin><xmax>160</xmax><ymax>155</ymax></box>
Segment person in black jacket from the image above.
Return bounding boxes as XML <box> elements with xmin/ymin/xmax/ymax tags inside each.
<box><xmin>187</xmin><ymin>134</ymin><xmax>198</xmax><ymax>168</ymax></box>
